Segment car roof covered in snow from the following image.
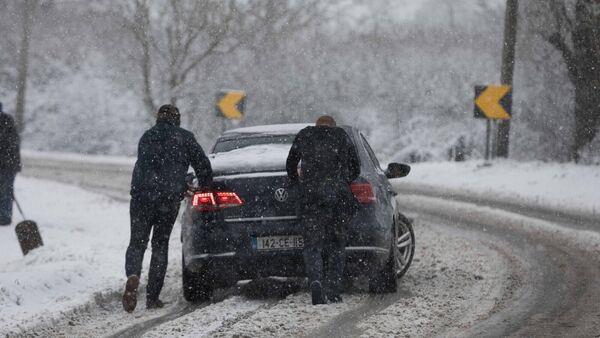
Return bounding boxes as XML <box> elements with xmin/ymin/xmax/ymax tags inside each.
<box><xmin>211</xmin><ymin>123</ymin><xmax>356</xmax><ymax>176</ymax></box>
<box><xmin>223</xmin><ymin>123</ymin><xmax>312</xmax><ymax>136</ymax></box>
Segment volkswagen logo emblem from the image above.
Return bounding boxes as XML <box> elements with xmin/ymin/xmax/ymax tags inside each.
<box><xmin>274</xmin><ymin>188</ymin><xmax>288</xmax><ymax>202</ymax></box>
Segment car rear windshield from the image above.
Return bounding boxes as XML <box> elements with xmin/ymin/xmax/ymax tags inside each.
<box><xmin>213</xmin><ymin>135</ymin><xmax>295</xmax><ymax>153</ymax></box>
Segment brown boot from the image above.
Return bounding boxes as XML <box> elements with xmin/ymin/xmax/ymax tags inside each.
<box><xmin>122</xmin><ymin>275</ymin><xmax>140</xmax><ymax>313</ymax></box>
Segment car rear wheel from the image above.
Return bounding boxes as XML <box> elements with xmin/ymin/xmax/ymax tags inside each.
<box><xmin>394</xmin><ymin>214</ymin><xmax>415</xmax><ymax>278</ymax></box>
<box><xmin>182</xmin><ymin>255</ymin><xmax>213</xmax><ymax>303</ymax></box>
<box><xmin>369</xmin><ymin>214</ymin><xmax>415</xmax><ymax>293</ymax></box>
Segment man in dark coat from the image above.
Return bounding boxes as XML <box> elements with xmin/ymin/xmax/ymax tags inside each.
<box><xmin>286</xmin><ymin>115</ymin><xmax>360</xmax><ymax>304</ymax></box>
<box><xmin>0</xmin><ymin>103</ymin><xmax>21</xmax><ymax>226</ymax></box>
<box><xmin>122</xmin><ymin>104</ymin><xmax>212</xmax><ymax>312</ymax></box>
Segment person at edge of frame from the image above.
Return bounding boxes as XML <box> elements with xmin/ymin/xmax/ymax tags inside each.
<box><xmin>0</xmin><ymin>102</ymin><xmax>21</xmax><ymax>226</ymax></box>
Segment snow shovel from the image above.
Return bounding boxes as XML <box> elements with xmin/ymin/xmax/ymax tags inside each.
<box><xmin>13</xmin><ymin>192</ymin><xmax>43</xmax><ymax>255</ymax></box>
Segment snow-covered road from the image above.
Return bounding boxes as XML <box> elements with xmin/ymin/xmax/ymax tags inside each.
<box><xmin>2</xmin><ymin>177</ymin><xmax>511</xmax><ymax>337</ymax></box>
<box><xmin>398</xmin><ymin>194</ymin><xmax>600</xmax><ymax>336</ymax></box>
<box><xmin>1</xmin><ymin>155</ymin><xmax>599</xmax><ymax>336</ymax></box>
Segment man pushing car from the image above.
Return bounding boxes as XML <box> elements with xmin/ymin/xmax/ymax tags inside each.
<box><xmin>286</xmin><ymin>115</ymin><xmax>360</xmax><ymax>304</ymax></box>
<box><xmin>123</xmin><ymin>104</ymin><xmax>212</xmax><ymax>312</ymax></box>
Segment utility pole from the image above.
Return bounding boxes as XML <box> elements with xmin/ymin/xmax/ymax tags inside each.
<box><xmin>15</xmin><ymin>0</ymin><xmax>34</xmax><ymax>133</ymax></box>
<box><xmin>495</xmin><ymin>0</ymin><xmax>518</xmax><ymax>158</ymax></box>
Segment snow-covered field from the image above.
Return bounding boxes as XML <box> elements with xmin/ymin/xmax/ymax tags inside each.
<box><xmin>394</xmin><ymin>160</ymin><xmax>600</xmax><ymax>217</ymax></box>
<box><xmin>0</xmin><ymin>176</ymin><xmax>173</xmax><ymax>334</ymax></box>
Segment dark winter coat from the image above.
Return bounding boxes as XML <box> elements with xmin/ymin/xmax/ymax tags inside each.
<box><xmin>130</xmin><ymin>119</ymin><xmax>212</xmax><ymax>200</ymax></box>
<box><xmin>0</xmin><ymin>113</ymin><xmax>21</xmax><ymax>173</ymax></box>
<box><xmin>286</xmin><ymin>125</ymin><xmax>360</xmax><ymax>214</ymax></box>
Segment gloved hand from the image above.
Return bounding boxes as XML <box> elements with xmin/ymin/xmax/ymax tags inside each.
<box><xmin>184</xmin><ymin>183</ymin><xmax>195</xmax><ymax>197</ymax></box>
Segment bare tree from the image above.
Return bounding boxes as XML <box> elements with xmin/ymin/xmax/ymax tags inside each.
<box><xmin>244</xmin><ymin>0</ymin><xmax>329</xmax><ymax>52</ymax></box>
<box><xmin>109</xmin><ymin>0</ymin><xmax>329</xmax><ymax>123</ymax></box>
<box><xmin>539</xmin><ymin>0</ymin><xmax>600</xmax><ymax>161</ymax></box>
<box><xmin>15</xmin><ymin>0</ymin><xmax>36</xmax><ymax>133</ymax></box>
<box><xmin>110</xmin><ymin>0</ymin><xmax>244</xmax><ymax>117</ymax></box>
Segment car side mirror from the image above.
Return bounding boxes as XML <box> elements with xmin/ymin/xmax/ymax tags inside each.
<box><xmin>385</xmin><ymin>163</ymin><xmax>411</xmax><ymax>179</ymax></box>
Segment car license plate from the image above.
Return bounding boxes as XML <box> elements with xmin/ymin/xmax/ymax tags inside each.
<box><xmin>252</xmin><ymin>235</ymin><xmax>304</xmax><ymax>250</ymax></box>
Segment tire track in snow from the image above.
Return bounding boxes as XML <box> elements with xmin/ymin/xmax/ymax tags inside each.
<box><xmin>310</xmin><ymin>291</ymin><xmax>410</xmax><ymax>338</ymax></box>
<box><xmin>311</xmin><ymin>227</ymin><xmax>521</xmax><ymax>338</ymax></box>
<box><xmin>107</xmin><ymin>302</ymin><xmax>210</xmax><ymax>338</ymax></box>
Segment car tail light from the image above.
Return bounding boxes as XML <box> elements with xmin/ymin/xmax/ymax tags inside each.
<box><xmin>351</xmin><ymin>182</ymin><xmax>376</xmax><ymax>204</ymax></box>
<box><xmin>215</xmin><ymin>192</ymin><xmax>243</xmax><ymax>208</ymax></box>
<box><xmin>192</xmin><ymin>191</ymin><xmax>244</xmax><ymax>211</ymax></box>
<box><xmin>192</xmin><ymin>192</ymin><xmax>217</xmax><ymax>211</ymax></box>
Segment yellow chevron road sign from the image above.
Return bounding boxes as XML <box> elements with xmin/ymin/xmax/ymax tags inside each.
<box><xmin>216</xmin><ymin>90</ymin><xmax>246</xmax><ymax>120</ymax></box>
<box><xmin>474</xmin><ymin>85</ymin><xmax>512</xmax><ymax>120</ymax></box>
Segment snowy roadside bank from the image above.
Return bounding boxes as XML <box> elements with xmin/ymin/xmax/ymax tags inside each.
<box><xmin>0</xmin><ymin>176</ymin><xmax>181</xmax><ymax>334</ymax></box>
<box><xmin>391</xmin><ymin>160</ymin><xmax>600</xmax><ymax>224</ymax></box>
<box><xmin>20</xmin><ymin>150</ymin><xmax>134</xmax><ymax>201</ymax></box>
<box><xmin>21</xmin><ymin>150</ymin><xmax>135</xmax><ymax>167</ymax></box>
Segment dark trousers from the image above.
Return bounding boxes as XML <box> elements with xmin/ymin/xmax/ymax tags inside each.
<box><xmin>125</xmin><ymin>195</ymin><xmax>180</xmax><ymax>301</ymax></box>
<box><xmin>0</xmin><ymin>172</ymin><xmax>15</xmax><ymax>225</ymax></box>
<box><xmin>302</xmin><ymin>208</ymin><xmax>350</xmax><ymax>296</ymax></box>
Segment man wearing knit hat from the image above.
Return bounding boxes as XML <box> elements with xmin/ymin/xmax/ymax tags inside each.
<box><xmin>123</xmin><ymin>104</ymin><xmax>212</xmax><ymax>312</ymax></box>
<box><xmin>286</xmin><ymin>115</ymin><xmax>360</xmax><ymax>305</ymax></box>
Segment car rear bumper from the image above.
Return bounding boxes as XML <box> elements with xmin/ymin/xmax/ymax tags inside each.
<box><xmin>184</xmin><ymin>246</ymin><xmax>389</xmax><ymax>286</ymax></box>
<box><xmin>184</xmin><ymin>214</ymin><xmax>389</xmax><ymax>259</ymax></box>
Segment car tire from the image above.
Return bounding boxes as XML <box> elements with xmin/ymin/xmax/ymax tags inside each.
<box><xmin>369</xmin><ymin>214</ymin><xmax>415</xmax><ymax>294</ymax></box>
<box><xmin>182</xmin><ymin>255</ymin><xmax>213</xmax><ymax>303</ymax></box>
<box><xmin>395</xmin><ymin>213</ymin><xmax>415</xmax><ymax>279</ymax></box>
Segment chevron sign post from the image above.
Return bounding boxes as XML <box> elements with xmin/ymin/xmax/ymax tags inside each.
<box><xmin>474</xmin><ymin>85</ymin><xmax>512</xmax><ymax>162</ymax></box>
<box><xmin>474</xmin><ymin>85</ymin><xmax>512</xmax><ymax>120</ymax></box>
<box><xmin>216</xmin><ymin>90</ymin><xmax>246</xmax><ymax>120</ymax></box>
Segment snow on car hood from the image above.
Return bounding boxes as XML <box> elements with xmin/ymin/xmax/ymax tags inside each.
<box><xmin>209</xmin><ymin>144</ymin><xmax>292</xmax><ymax>175</ymax></box>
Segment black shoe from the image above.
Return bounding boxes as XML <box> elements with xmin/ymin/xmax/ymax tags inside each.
<box><xmin>122</xmin><ymin>275</ymin><xmax>140</xmax><ymax>313</ymax></box>
<box><xmin>310</xmin><ymin>281</ymin><xmax>326</xmax><ymax>305</ymax></box>
<box><xmin>146</xmin><ymin>298</ymin><xmax>166</xmax><ymax>309</ymax></box>
<box><xmin>327</xmin><ymin>294</ymin><xmax>343</xmax><ymax>303</ymax></box>
<box><xmin>0</xmin><ymin>218</ymin><xmax>10</xmax><ymax>226</ymax></box>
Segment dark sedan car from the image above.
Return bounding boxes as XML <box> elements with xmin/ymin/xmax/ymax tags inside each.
<box><xmin>181</xmin><ymin>124</ymin><xmax>415</xmax><ymax>302</ymax></box>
